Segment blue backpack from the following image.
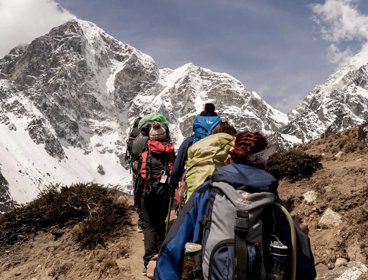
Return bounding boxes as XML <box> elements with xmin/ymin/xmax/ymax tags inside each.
<box><xmin>192</xmin><ymin>116</ymin><xmax>221</xmax><ymax>144</ymax></box>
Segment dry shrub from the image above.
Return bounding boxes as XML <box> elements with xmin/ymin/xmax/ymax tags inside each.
<box><xmin>333</xmin><ymin>127</ymin><xmax>366</xmax><ymax>153</ymax></box>
<box><xmin>99</xmin><ymin>258</ymin><xmax>120</xmax><ymax>277</ymax></box>
<box><xmin>49</xmin><ymin>262</ymin><xmax>73</xmax><ymax>277</ymax></box>
<box><xmin>0</xmin><ymin>183</ymin><xmax>131</xmax><ymax>249</ymax></box>
<box><xmin>74</xmin><ymin>194</ymin><xmax>130</xmax><ymax>249</ymax></box>
<box><xmin>267</xmin><ymin>150</ymin><xmax>323</xmax><ymax>181</ymax></box>
<box><xmin>343</xmin><ymin>140</ymin><xmax>365</xmax><ymax>153</ymax></box>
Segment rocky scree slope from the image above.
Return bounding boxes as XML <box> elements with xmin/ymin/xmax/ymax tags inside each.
<box><xmin>277</xmin><ymin>125</ymin><xmax>368</xmax><ymax>279</ymax></box>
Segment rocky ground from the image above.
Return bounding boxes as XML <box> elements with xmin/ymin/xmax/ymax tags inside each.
<box><xmin>278</xmin><ymin>127</ymin><xmax>368</xmax><ymax>279</ymax></box>
<box><xmin>1</xmin><ymin>127</ymin><xmax>368</xmax><ymax>279</ymax></box>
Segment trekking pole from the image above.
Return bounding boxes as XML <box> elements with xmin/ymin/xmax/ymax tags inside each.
<box><xmin>274</xmin><ymin>202</ymin><xmax>296</xmax><ymax>280</ymax></box>
<box><xmin>165</xmin><ymin>185</ymin><xmax>174</xmax><ymax>235</ymax></box>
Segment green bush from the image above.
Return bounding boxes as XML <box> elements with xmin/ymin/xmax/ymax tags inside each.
<box><xmin>0</xmin><ymin>183</ymin><xmax>131</xmax><ymax>249</ymax></box>
<box><xmin>267</xmin><ymin>150</ymin><xmax>323</xmax><ymax>181</ymax></box>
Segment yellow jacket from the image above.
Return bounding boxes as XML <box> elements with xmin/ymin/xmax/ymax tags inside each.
<box><xmin>185</xmin><ymin>133</ymin><xmax>234</xmax><ymax>200</ymax></box>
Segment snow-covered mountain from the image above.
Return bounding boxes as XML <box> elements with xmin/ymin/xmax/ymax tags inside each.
<box><xmin>277</xmin><ymin>48</ymin><xmax>368</xmax><ymax>150</ymax></box>
<box><xmin>0</xmin><ymin>19</ymin><xmax>287</xmax><ymax>210</ymax></box>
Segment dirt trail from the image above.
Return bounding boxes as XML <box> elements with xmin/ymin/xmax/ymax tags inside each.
<box><xmin>121</xmin><ymin>204</ymin><xmax>147</xmax><ymax>280</ymax></box>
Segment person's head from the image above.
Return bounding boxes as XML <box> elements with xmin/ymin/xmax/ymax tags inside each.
<box><xmin>212</xmin><ymin>121</ymin><xmax>237</xmax><ymax>136</ymax></box>
<box><xmin>200</xmin><ymin>103</ymin><xmax>218</xmax><ymax>116</ymax></box>
<box><xmin>228</xmin><ymin>131</ymin><xmax>268</xmax><ymax>169</ymax></box>
<box><xmin>149</xmin><ymin>121</ymin><xmax>167</xmax><ymax>141</ymax></box>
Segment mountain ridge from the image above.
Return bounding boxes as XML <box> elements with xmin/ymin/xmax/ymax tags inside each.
<box><xmin>3</xmin><ymin>18</ymin><xmax>368</xmax><ymax>208</ymax></box>
<box><xmin>0</xmin><ymin>19</ymin><xmax>287</xmax><ymax>207</ymax></box>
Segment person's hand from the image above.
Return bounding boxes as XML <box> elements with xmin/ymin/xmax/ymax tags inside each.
<box><xmin>170</xmin><ymin>185</ymin><xmax>176</xmax><ymax>198</ymax></box>
<box><xmin>294</xmin><ymin>215</ymin><xmax>309</xmax><ymax>235</ymax></box>
<box><xmin>147</xmin><ymin>254</ymin><xmax>159</xmax><ymax>279</ymax></box>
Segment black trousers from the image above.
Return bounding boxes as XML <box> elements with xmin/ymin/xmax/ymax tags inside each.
<box><xmin>137</xmin><ymin>206</ymin><xmax>144</xmax><ymax>228</ymax></box>
<box><xmin>141</xmin><ymin>197</ymin><xmax>169</xmax><ymax>267</ymax></box>
<box><xmin>132</xmin><ymin>172</ymin><xmax>144</xmax><ymax>228</ymax></box>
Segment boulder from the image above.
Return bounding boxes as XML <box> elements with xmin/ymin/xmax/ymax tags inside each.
<box><xmin>347</xmin><ymin>242</ymin><xmax>367</xmax><ymax>263</ymax></box>
<box><xmin>303</xmin><ymin>190</ymin><xmax>317</xmax><ymax>204</ymax></box>
<box><xmin>335</xmin><ymin>258</ymin><xmax>348</xmax><ymax>268</ymax></box>
<box><xmin>319</xmin><ymin>208</ymin><xmax>342</xmax><ymax>227</ymax></box>
<box><xmin>318</xmin><ymin>261</ymin><xmax>367</xmax><ymax>280</ymax></box>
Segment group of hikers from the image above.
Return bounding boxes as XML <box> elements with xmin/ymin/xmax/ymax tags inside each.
<box><xmin>125</xmin><ymin>103</ymin><xmax>317</xmax><ymax>280</ymax></box>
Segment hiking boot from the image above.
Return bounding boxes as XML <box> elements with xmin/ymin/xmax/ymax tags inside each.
<box><xmin>142</xmin><ymin>267</ymin><xmax>147</xmax><ymax>276</ymax></box>
<box><xmin>137</xmin><ymin>225</ymin><xmax>143</xmax><ymax>233</ymax></box>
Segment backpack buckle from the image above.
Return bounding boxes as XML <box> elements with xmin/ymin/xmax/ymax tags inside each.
<box><xmin>235</xmin><ymin>210</ymin><xmax>249</xmax><ymax>233</ymax></box>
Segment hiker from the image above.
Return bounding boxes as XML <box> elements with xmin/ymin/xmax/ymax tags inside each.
<box><xmin>132</xmin><ymin>113</ymin><xmax>170</xmax><ymax>232</ymax></box>
<box><xmin>126</xmin><ymin>116</ymin><xmax>142</xmax><ymax>173</ymax></box>
<box><xmin>153</xmin><ymin>131</ymin><xmax>316</xmax><ymax>280</ymax></box>
<box><xmin>184</xmin><ymin>121</ymin><xmax>236</xmax><ymax>200</ymax></box>
<box><xmin>136</xmin><ymin>121</ymin><xmax>175</xmax><ymax>276</ymax></box>
<box><xmin>125</xmin><ymin>117</ymin><xmax>143</xmax><ymax>230</ymax></box>
<box><xmin>169</xmin><ymin>103</ymin><xmax>221</xmax><ymax>198</ymax></box>
<box><xmin>175</xmin><ymin>121</ymin><xmax>236</xmax><ymax>209</ymax></box>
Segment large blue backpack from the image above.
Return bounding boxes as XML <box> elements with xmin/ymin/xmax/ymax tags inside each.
<box><xmin>192</xmin><ymin>116</ymin><xmax>221</xmax><ymax>144</ymax></box>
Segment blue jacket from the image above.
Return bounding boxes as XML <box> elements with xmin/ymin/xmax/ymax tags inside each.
<box><xmin>154</xmin><ymin>164</ymin><xmax>316</xmax><ymax>280</ymax></box>
<box><xmin>169</xmin><ymin>135</ymin><xmax>194</xmax><ymax>190</ymax></box>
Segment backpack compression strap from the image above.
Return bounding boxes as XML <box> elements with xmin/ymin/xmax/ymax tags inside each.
<box><xmin>234</xmin><ymin>209</ymin><xmax>249</xmax><ymax>280</ymax></box>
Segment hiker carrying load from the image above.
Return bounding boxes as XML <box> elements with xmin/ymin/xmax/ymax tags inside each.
<box><xmin>126</xmin><ymin>116</ymin><xmax>142</xmax><ymax>176</ymax></box>
<box><xmin>183</xmin><ymin>121</ymin><xmax>236</xmax><ymax>201</ymax></box>
<box><xmin>135</xmin><ymin>120</ymin><xmax>175</xmax><ymax>276</ymax></box>
<box><xmin>131</xmin><ymin>113</ymin><xmax>170</xmax><ymax>232</ymax></box>
<box><xmin>152</xmin><ymin>131</ymin><xmax>316</xmax><ymax>280</ymax></box>
<box><xmin>169</xmin><ymin>103</ymin><xmax>221</xmax><ymax>202</ymax></box>
<box><xmin>175</xmin><ymin>121</ymin><xmax>236</xmax><ymax>212</ymax></box>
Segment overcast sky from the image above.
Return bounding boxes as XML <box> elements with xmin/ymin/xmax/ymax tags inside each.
<box><xmin>1</xmin><ymin>0</ymin><xmax>368</xmax><ymax>113</ymax></box>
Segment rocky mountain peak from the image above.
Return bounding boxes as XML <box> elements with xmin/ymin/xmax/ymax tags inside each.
<box><xmin>275</xmin><ymin>48</ymin><xmax>368</xmax><ymax>151</ymax></box>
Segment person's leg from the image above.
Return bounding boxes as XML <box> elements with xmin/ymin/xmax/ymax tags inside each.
<box><xmin>133</xmin><ymin>172</ymin><xmax>144</xmax><ymax>232</ymax></box>
<box><xmin>141</xmin><ymin>198</ymin><xmax>158</xmax><ymax>268</ymax></box>
<box><xmin>152</xmin><ymin>198</ymin><xmax>170</xmax><ymax>253</ymax></box>
<box><xmin>137</xmin><ymin>206</ymin><xmax>144</xmax><ymax>231</ymax></box>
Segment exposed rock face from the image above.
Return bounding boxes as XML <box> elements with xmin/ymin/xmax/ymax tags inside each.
<box><xmin>136</xmin><ymin>64</ymin><xmax>289</xmax><ymax>145</ymax></box>
<box><xmin>0</xmin><ymin>170</ymin><xmax>13</xmax><ymax>213</ymax></box>
<box><xmin>278</xmin><ymin>55</ymin><xmax>368</xmax><ymax>150</ymax></box>
<box><xmin>27</xmin><ymin>118</ymin><xmax>65</xmax><ymax>159</ymax></box>
<box><xmin>0</xmin><ymin>20</ymin><xmax>159</xmax><ymax>151</ymax></box>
